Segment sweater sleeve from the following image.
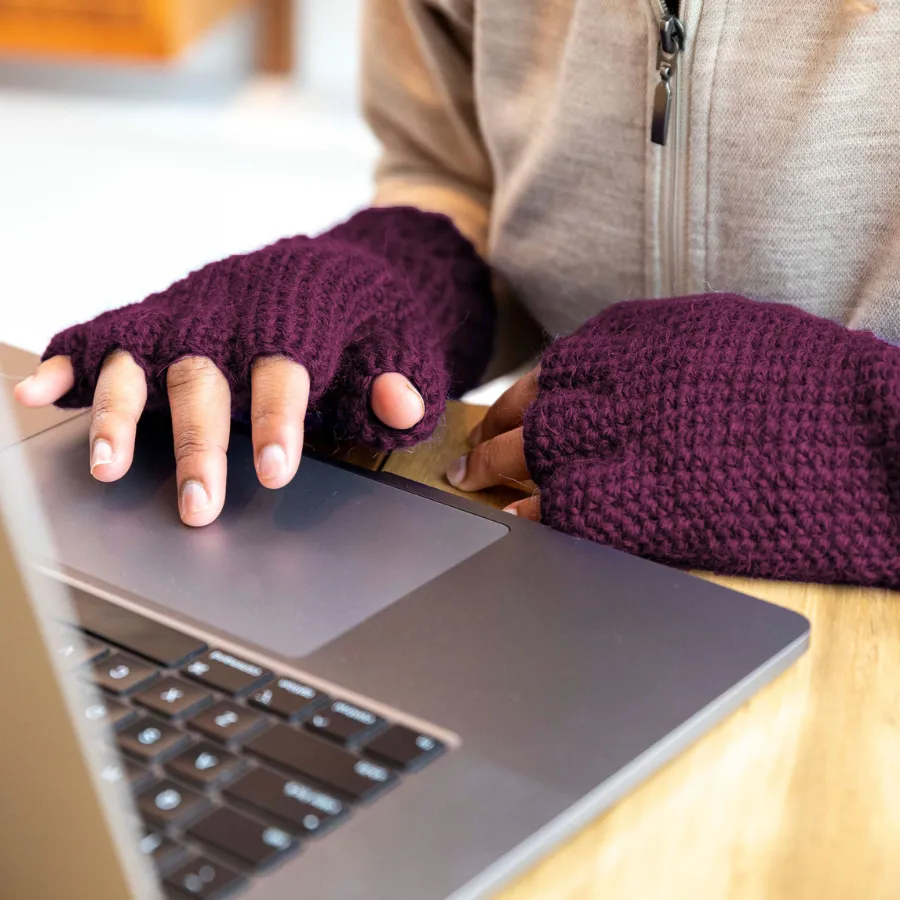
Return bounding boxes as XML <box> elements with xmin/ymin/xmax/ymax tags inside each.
<box><xmin>361</xmin><ymin>0</ymin><xmax>493</xmax><ymax>256</ymax></box>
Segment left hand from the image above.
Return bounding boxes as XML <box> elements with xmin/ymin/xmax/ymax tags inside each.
<box><xmin>444</xmin><ymin>366</ymin><xmax>542</xmax><ymax>520</ymax></box>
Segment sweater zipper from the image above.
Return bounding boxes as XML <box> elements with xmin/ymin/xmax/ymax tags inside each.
<box><xmin>648</xmin><ymin>0</ymin><xmax>689</xmax><ymax>296</ymax></box>
<box><xmin>651</xmin><ymin>8</ymin><xmax>684</xmax><ymax>146</ymax></box>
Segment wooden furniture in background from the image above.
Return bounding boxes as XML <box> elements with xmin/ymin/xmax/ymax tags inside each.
<box><xmin>382</xmin><ymin>401</ymin><xmax>900</xmax><ymax>900</ymax></box>
<box><xmin>0</xmin><ymin>0</ymin><xmax>254</xmax><ymax>60</ymax></box>
<box><xmin>258</xmin><ymin>0</ymin><xmax>291</xmax><ymax>73</ymax></box>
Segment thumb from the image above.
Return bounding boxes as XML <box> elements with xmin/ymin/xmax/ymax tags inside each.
<box><xmin>370</xmin><ymin>372</ymin><xmax>426</xmax><ymax>430</ymax></box>
<box><xmin>323</xmin><ymin>323</ymin><xmax>449</xmax><ymax>450</ymax></box>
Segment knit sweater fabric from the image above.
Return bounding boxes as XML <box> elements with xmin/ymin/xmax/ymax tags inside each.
<box><xmin>43</xmin><ymin>206</ymin><xmax>495</xmax><ymax>449</ymax></box>
<box><xmin>524</xmin><ymin>294</ymin><xmax>900</xmax><ymax>588</ymax></box>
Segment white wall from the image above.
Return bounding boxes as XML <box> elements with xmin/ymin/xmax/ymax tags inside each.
<box><xmin>0</xmin><ymin>2</ymin><xmax>375</xmax><ymax>354</ymax></box>
<box><xmin>294</xmin><ymin>0</ymin><xmax>363</xmax><ymax>109</ymax></box>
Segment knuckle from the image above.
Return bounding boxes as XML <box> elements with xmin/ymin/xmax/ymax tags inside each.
<box><xmin>250</xmin><ymin>400</ymin><xmax>286</xmax><ymax>427</ymax></box>
<box><xmin>469</xmin><ymin>440</ymin><xmax>496</xmax><ymax>479</ymax></box>
<box><xmin>91</xmin><ymin>396</ymin><xmax>136</xmax><ymax>432</ymax></box>
<box><xmin>250</xmin><ymin>380</ymin><xmax>293</xmax><ymax>425</ymax></box>
<box><xmin>173</xmin><ymin>427</ymin><xmax>216</xmax><ymax>462</ymax></box>
<box><xmin>91</xmin><ymin>390</ymin><xmax>116</xmax><ymax>420</ymax></box>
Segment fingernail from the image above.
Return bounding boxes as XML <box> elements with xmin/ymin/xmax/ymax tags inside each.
<box><xmin>18</xmin><ymin>375</ymin><xmax>34</xmax><ymax>388</ymax></box>
<box><xmin>446</xmin><ymin>455</ymin><xmax>467</xmax><ymax>488</ymax></box>
<box><xmin>180</xmin><ymin>480</ymin><xmax>210</xmax><ymax>517</ymax></box>
<box><xmin>502</xmin><ymin>504</ymin><xmax>519</xmax><ymax>516</ymax></box>
<box><xmin>405</xmin><ymin>380</ymin><xmax>425</xmax><ymax>414</ymax></box>
<box><xmin>257</xmin><ymin>444</ymin><xmax>288</xmax><ymax>482</ymax></box>
<box><xmin>90</xmin><ymin>439</ymin><xmax>115</xmax><ymax>473</ymax></box>
<box><xmin>468</xmin><ymin>421</ymin><xmax>483</xmax><ymax>448</ymax></box>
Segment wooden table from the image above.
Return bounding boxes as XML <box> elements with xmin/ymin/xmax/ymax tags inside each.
<box><xmin>356</xmin><ymin>401</ymin><xmax>900</xmax><ymax>900</ymax></box>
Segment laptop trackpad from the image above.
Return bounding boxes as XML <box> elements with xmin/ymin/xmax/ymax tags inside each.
<box><xmin>12</xmin><ymin>415</ymin><xmax>507</xmax><ymax>658</ymax></box>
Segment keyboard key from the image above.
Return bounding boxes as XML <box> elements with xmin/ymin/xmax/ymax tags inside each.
<box><xmin>305</xmin><ymin>699</ymin><xmax>385</xmax><ymax>747</ymax></box>
<box><xmin>166</xmin><ymin>743</ymin><xmax>243</xmax><ymax>788</ymax></box>
<box><xmin>99</xmin><ymin>756</ymin><xmax>154</xmax><ymax>792</ymax></box>
<box><xmin>57</xmin><ymin>632</ymin><xmax>108</xmax><ymax>668</ymax></box>
<box><xmin>182</xmin><ymin>650</ymin><xmax>272</xmax><ymax>697</ymax></box>
<box><xmin>90</xmin><ymin>653</ymin><xmax>158</xmax><ymax>696</ymax></box>
<box><xmin>134</xmin><ymin>677</ymin><xmax>213</xmax><ymax>720</ymax></box>
<box><xmin>188</xmin><ymin>807</ymin><xmax>297</xmax><ymax>872</ymax></box>
<box><xmin>187</xmin><ymin>701</ymin><xmax>268</xmax><ymax>745</ymax></box>
<box><xmin>363</xmin><ymin>725</ymin><xmax>446</xmax><ymax>772</ymax></box>
<box><xmin>69</xmin><ymin>588</ymin><xmax>207</xmax><ymax>667</ymax></box>
<box><xmin>246</xmin><ymin>725</ymin><xmax>396</xmax><ymax>802</ymax></box>
<box><xmin>138</xmin><ymin>826</ymin><xmax>185</xmax><ymax>871</ymax></box>
<box><xmin>118</xmin><ymin>716</ymin><xmax>190</xmax><ymax>763</ymax></box>
<box><xmin>224</xmin><ymin>768</ymin><xmax>348</xmax><ymax>838</ymax></box>
<box><xmin>137</xmin><ymin>779</ymin><xmax>210</xmax><ymax>827</ymax></box>
<box><xmin>249</xmin><ymin>677</ymin><xmax>327</xmax><ymax>721</ymax></box>
<box><xmin>164</xmin><ymin>854</ymin><xmax>244</xmax><ymax>899</ymax></box>
<box><xmin>81</xmin><ymin>695</ymin><xmax>138</xmax><ymax>731</ymax></box>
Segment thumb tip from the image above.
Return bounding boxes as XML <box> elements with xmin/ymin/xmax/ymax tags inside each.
<box><xmin>13</xmin><ymin>375</ymin><xmax>39</xmax><ymax>406</ymax></box>
<box><xmin>371</xmin><ymin>372</ymin><xmax>426</xmax><ymax>431</ymax></box>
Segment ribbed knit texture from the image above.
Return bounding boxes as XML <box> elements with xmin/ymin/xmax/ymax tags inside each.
<box><xmin>524</xmin><ymin>294</ymin><xmax>900</xmax><ymax>588</ymax></box>
<box><xmin>43</xmin><ymin>206</ymin><xmax>495</xmax><ymax>449</ymax></box>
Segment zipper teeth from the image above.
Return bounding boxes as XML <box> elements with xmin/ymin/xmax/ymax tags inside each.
<box><xmin>662</xmin><ymin>131</ymin><xmax>676</xmax><ymax>295</ymax></box>
<box><xmin>648</xmin><ymin>0</ymin><xmax>680</xmax><ymax>295</ymax></box>
<box><xmin>672</xmin><ymin>0</ymin><xmax>690</xmax><ymax>295</ymax></box>
<box><xmin>647</xmin><ymin>0</ymin><xmax>669</xmax><ymax>20</ymax></box>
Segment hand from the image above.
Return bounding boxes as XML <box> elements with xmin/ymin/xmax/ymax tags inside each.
<box><xmin>15</xmin><ymin>353</ymin><xmax>425</xmax><ymax>527</ymax></box>
<box><xmin>15</xmin><ymin>207</ymin><xmax>494</xmax><ymax>528</ymax></box>
<box><xmin>511</xmin><ymin>294</ymin><xmax>900</xmax><ymax>587</ymax></box>
<box><xmin>445</xmin><ymin>366</ymin><xmax>542</xmax><ymax>520</ymax></box>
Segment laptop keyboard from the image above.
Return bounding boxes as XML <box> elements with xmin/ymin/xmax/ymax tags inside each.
<box><xmin>61</xmin><ymin>587</ymin><xmax>446</xmax><ymax>899</ymax></box>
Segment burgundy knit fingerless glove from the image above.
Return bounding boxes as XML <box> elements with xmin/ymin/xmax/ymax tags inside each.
<box><xmin>523</xmin><ymin>294</ymin><xmax>900</xmax><ymax>588</ymax></box>
<box><xmin>44</xmin><ymin>207</ymin><xmax>494</xmax><ymax>449</ymax></box>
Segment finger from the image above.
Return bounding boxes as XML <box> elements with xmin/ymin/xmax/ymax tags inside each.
<box><xmin>468</xmin><ymin>367</ymin><xmax>540</xmax><ymax>447</ymax></box>
<box><xmin>504</xmin><ymin>493</ymin><xmax>541</xmax><ymax>521</ymax></box>
<box><xmin>370</xmin><ymin>372</ymin><xmax>425</xmax><ymax>431</ymax></box>
<box><xmin>167</xmin><ymin>356</ymin><xmax>231</xmax><ymax>527</ymax></box>
<box><xmin>88</xmin><ymin>350</ymin><xmax>148</xmax><ymax>482</ymax></box>
<box><xmin>13</xmin><ymin>355</ymin><xmax>75</xmax><ymax>407</ymax></box>
<box><xmin>446</xmin><ymin>426</ymin><xmax>531</xmax><ymax>492</ymax></box>
<box><xmin>325</xmin><ymin>323</ymin><xmax>444</xmax><ymax>449</ymax></box>
<box><xmin>250</xmin><ymin>355</ymin><xmax>310</xmax><ymax>489</ymax></box>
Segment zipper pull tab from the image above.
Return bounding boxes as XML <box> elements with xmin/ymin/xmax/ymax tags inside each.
<box><xmin>651</xmin><ymin>65</ymin><xmax>673</xmax><ymax>146</ymax></box>
<box><xmin>651</xmin><ymin>15</ymin><xmax>685</xmax><ymax>146</ymax></box>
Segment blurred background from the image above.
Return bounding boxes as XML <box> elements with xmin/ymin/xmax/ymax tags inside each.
<box><xmin>0</xmin><ymin>0</ymin><xmax>376</xmax><ymax>357</ymax></box>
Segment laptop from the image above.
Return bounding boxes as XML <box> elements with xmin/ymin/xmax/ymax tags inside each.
<box><xmin>0</xmin><ymin>343</ymin><xmax>810</xmax><ymax>900</ymax></box>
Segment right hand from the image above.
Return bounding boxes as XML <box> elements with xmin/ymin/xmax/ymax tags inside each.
<box><xmin>15</xmin><ymin>352</ymin><xmax>425</xmax><ymax>527</ymax></box>
<box><xmin>445</xmin><ymin>366</ymin><xmax>542</xmax><ymax>519</ymax></box>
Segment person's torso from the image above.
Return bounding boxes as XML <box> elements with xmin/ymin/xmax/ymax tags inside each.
<box><xmin>441</xmin><ymin>0</ymin><xmax>900</xmax><ymax>340</ymax></box>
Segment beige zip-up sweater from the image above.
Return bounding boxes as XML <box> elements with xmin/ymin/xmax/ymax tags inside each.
<box><xmin>362</xmin><ymin>0</ymin><xmax>900</xmax><ymax>349</ymax></box>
